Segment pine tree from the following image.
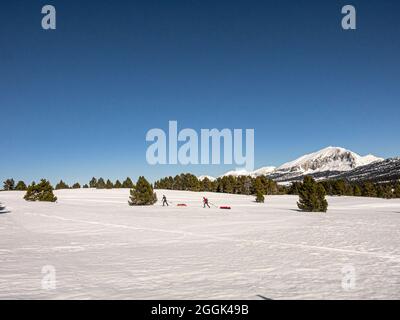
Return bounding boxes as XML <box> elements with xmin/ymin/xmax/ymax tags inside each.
<box><xmin>128</xmin><ymin>176</ymin><xmax>157</xmax><ymax>206</ymax></box>
<box><xmin>362</xmin><ymin>182</ymin><xmax>377</xmax><ymax>197</ymax></box>
<box><xmin>332</xmin><ymin>179</ymin><xmax>347</xmax><ymax>196</ymax></box>
<box><xmin>288</xmin><ymin>182</ymin><xmax>302</xmax><ymax>195</ymax></box>
<box><xmin>15</xmin><ymin>181</ymin><xmax>27</xmax><ymax>191</ymax></box>
<box><xmin>106</xmin><ymin>179</ymin><xmax>114</xmax><ymax>189</ymax></box>
<box><xmin>255</xmin><ymin>190</ymin><xmax>265</xmax><ymax>203</ymax></box>
<box><xmin>201</xmin><ymin>177</ymin><xmax>213</xmax><ymax>192</ymax></box>
<box><xmin>24</xmin><ymin>179</ymin><xmax>57</xmax><ymax>202</ymax></box>
<box><xmin>182</xmin><ymin>173</ymin><xmax>200</xmax><ymax>191</ymax></box>
<box><xmin>253</xmin><ymin>177</ymin><xmax>265</xmax><ymax>196</ymax></box>
<box><xmin>72</xmin><ymin>183</ymin><xmax>81</xmax><ymax>189</ymax></box>
<box><xmin>83</xmin><ymin>184</ymin><xmax>89</xmax><ymax>188</ymax></box>
<box><xmin>89</xmin><ymin>177</ymin><xmax>97</xmax><ymax>188</ymax></box>
<box><xmin>297</xmin><ymin>176</ymin><xmax>328</xmax><ymax>212</ymax></box>
<box><xmin>96</xmin><ymin>178</ymin><xmax>106</xmax><ymax>189</ymax></box>
<box><xmin>114</xmin><ymin>180</ymin><xmax>122</xmax><ymax>188</ymax></box>
<box><xmin>377</xmin><ymin>184</ymin><xmax>393</xmax><ymax>199</ymax></box>
<box><xmin>3</xmin><ymin>179</ymin><xmax>15</xmax><ymax>191</ymax></box>
<box><xmin>122</xmin><ymin>177</ymin><xmax>134</xmax><ymax>188</ymax></box>
<box><xmin>353</xmin><ymin>185</ymin><xmax>362</xmax><ymax>197</ymax></box>
<box><xmin>394</xmin><ymin>182</ymin><xmax>400</xmax><ymax>198</ymax></box>
<box><xmin>55</xmin><ymin>180</ymin><xmax>69</xmax><ymax>190</ymax></box>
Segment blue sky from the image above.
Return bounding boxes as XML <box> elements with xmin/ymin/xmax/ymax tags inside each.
<box><xmin>1</xmin><ymin>0</ymin><xmax>399</xmax><ymax>184</ymax></box>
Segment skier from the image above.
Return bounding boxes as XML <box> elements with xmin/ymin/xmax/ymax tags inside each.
<box><xmin>203</xmin><ymin>197</ymin><xmax>210</xmax><ymax>208</ymax></box>
<box><xmin>162</xmin><ymin>195</ymin><xmax>169</xmax><ymax>207</ymax></box>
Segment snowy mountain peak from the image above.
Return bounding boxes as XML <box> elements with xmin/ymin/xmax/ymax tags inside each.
<box><xmin>221</xmin><ymin>166</ymin><xmax>276</xmax><ymax>178</ymax></box>
<box><xmin>251</xmin><ymin>166</ymin><xmax>277</xmax><ymax>176</ymax></box>
<box><xmin>277</xmin><ymin>146</ymin><xmax>383</xmax><ymax>173</ymax></box>
<box><xmin>198</xmin><ymin>175</ymin><xmax>216</xmax><ymax>182</ymax></box>
<box><xmin>201</xmin><ymin>147</ymin><xmax>384</xmax><ymax>182</ymax></box>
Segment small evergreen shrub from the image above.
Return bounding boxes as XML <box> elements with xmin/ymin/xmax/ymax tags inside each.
<box><xmin>3</xmin><ymin>179</ymin><xmax>15</xmax><ymax>191</ymax></box>
<box><xmin>24</xmin><ymin>179</ymin><xmax>57</xmax><ymax>202</ymax></box>
<box><xmin>89</xmin><ymin>177</ymin><xmax>97</xmax><ymax>188</ymax></box>
<box><xmin>128</xmin><ymin>176</ymin><xmax>157</xmax><ymax>206</ymax></box>
<box><xmin>114</xmin><ymin>180</ymin><xmax>122</xmax><ymax>188</ymax></box>
<box><xmin>106</xmin><ymin>179</ymin><xmax>114</xmax><ymax>189</ymax></box>
<box><xmin>122</xmin><ymin>177</ymin><xmax>134</xmax><ymax>188</ymax></box>
<box><xmin>297</xmin><ymin>176</ymin><xmax>328</xmax><ymax>212</ymax></box>
<box><xmin>255</xmin><ymin>190</ymin><xmax>265</xmax><ymax>203</ymax></box>
<box><xmin>15</xmin><ymin>181</ymin><xmax>27</xmax><ymax>191</ymax></box>
<box><xmin>55</xmin><ymin>180</ymin><xmax>69</xmax><ymax>190</ymax></box>
<box><xmin>96</xmin><ymin>178</ymin><xmax>106</xmax><ymax>189</ymax></box>
<box><xmin>395</xmin><ymin>182</ymin><xmax>400</xmax><ymax>198</ymax></box>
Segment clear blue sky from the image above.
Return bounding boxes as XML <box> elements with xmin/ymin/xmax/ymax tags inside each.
<box><xmin>1</xmin><ymin>0</ymin><xmax>399</xmax><ymax>184</ymax></box>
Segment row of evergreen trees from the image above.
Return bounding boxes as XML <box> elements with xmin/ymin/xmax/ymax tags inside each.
<box><xmin>2</xmin><ymin>177</ymin><xmax>136</xmax><ymax>191</ymax></box>
<box><xmin>87</xmin><ymin>177</ymin><xmax>135</xmax><ymax>189</ymax></box>
<box><xmin>154</xmin><ymin>174</ymin><xmax>400</xmax><ymax>199</ymax></box>
<box><xmin>4</xmin><ymin>174</ymin><xmax>400</xmax><ymax>200</ymax></box>
<box><xmin>9</xmin><ymin>176</ymin><xmax>157</xmax><ymax>206</ymax></box>
<box><xmin>54</xmin><ymin>177</ymin><xmax>135</xmax><ymax>190</ymax></box>
<box><xmin>2</xmin><ymin>179</ymin><xmax>28</xmax><ymax>191</ymax></box>
<box><xmin>288</xmin><ymin>179</ymin><xmax>400</xmax><ymax>199</ymax></box>
<box><xmin>154</xmin><ymin>174</ymin><xmax>284</xmax><ymax>196</ymax></box>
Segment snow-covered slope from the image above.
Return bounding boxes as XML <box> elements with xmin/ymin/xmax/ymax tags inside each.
<box><xmin>277</xmin><ymin>146</ymin><xmax>383</xmax><ymax>173</ymax></box>
<box><xmin>336</xmin><ymin>157</ymin><xmax>400</xmax><ymax>182</ymax></box>
<box><xmin>1</xmin><ymin>189</ymin><xmax>400</xmax><ymax>299</ymax></box>
<box><xmin>221</xmin><ymin>166</ymin><xmax>276</xmax><ymax>178</ymax></box>
<box><xmin>252</xmin><ymin>166</ymin><xmax>277</xmax><ymax>176</ymax></box>
<box><xmin>220</xmin><ymin>147</ymin><xmax>384</xmax><ymax>182</ymax></box>
<box><xmin>267</xmin><ymin>146</ymin><xmax>384</xmax><ymax>182</ymax></box>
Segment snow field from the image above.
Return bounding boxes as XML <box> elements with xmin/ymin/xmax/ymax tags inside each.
<box><xmin>0</xmin><ymin>189</ymin><xmax>399</xmax><ymax>299</ymax></box>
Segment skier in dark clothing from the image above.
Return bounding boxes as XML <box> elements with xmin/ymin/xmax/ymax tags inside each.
<box><xmin>162</xmin><ymin>195</ymin><xmax>169</xmax><ymax>206</ymax></box>
<box><xmin>203</xmin><ymin>197</ymin><xmax>210</xmax><ymax>208</ymax></box>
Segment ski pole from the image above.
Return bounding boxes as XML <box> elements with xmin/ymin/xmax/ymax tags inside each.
<box><xmin>209</xmin><ymin>202</ymin><xmax>218</xmax><ymax>208</ymax></box>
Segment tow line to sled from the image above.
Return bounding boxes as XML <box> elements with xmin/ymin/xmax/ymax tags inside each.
<box><xmin>171</xmin><ymin>203</ymin><xmax>231</xmax><ymax>209</ymax></box>
<box><xmin>209</xmin><ymin>201</ymin><xmax>231</xmax><ymax>210</ymax></box>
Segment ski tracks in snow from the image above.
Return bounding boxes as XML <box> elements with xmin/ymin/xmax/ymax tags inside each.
<box><xmin>23</xmin><ymin>212</ymin><xmax>400</xmax><ymax>263</ymax></box>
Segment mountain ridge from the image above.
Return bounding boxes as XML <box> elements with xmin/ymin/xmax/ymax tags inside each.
<box><xmin>198</xmin><ymin>146</ymin><xmax>392</xmax><ymax>182</ymax></box>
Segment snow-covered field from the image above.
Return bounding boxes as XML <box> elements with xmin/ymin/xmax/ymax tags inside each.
<box><xmin>1</xmin><ymin>189</ymin><xmax>400</xmax><ymax>300</ymax></box>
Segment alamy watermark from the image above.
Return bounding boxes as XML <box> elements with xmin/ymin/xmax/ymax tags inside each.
<box><xmin>41</xmin><ymin>5</ymin><xmax>56</xmax><ymax>30</ymax></box>
<box><xmin>39</xmin><ymin>4</ymin><xmax>356</xmax><ymax>32</ymax></box>
<box><xmin>146</xmin><ymin>121</ymin><xmax>255</xmax><ymax>172</ymax></box>
<box><xmin>341</xmin><ymin>264</ymin><xmax>356</xmax><ymax>291</ymax></box>
<box><xmin>41</xmin><ymin>265</ymin><xmax>57</xmax><ymax>290</ymax></box>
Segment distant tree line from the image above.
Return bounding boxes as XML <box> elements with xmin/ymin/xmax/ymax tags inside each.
<box><xmin>86</xmin><ymin>177</ymin><xmax>135</xmax><ymax>189</ymax></box>
<box><xmin>288</xmin><ymin>179</ymin><xmax>400</xmax><ymax>199</ymax></box>
<box><xmin>154</xmin><ymin>174</ymin><xmax>400</xmax><ymax>199</ymax></box>
<box><xmin>154</xmin><ymin>173</ymin><xmax>285</xmax><ymax>196</ymax></box>
<box><xmin>1</xmin><ymin>176</ymin><xmax>157</xmax><ymax>206</ymax></box>
<box><xmin>2</xmin><ymin>179</ymin><xmax>27</xmax><ymax>191</ymax></box>
<box><xmin>3</xmin><ymin>175</ymin><xmax>400</xmax><ymax>199</ymax></box>
<box><xmin>1</xmin><ymin>177</ymin><xmax>137</xmax><ymax>191</ymax></box>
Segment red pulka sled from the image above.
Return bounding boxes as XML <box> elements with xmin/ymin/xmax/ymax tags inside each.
<box><xmin>219</xmin><ymin>206</ymin><xmax>231</xmax><ymax>210</ymax></box>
